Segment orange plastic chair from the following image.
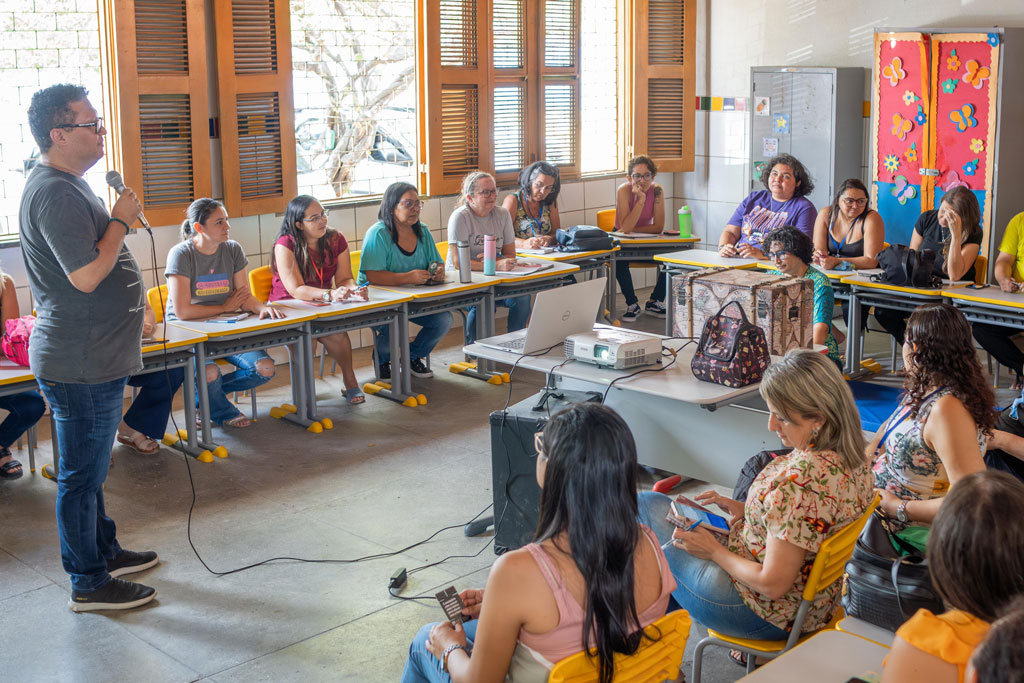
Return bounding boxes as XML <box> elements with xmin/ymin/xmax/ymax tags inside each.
<box><xmin>596</xmin><ymin>209</ymin><xmax>615</xmax><ymax>232</ymax></box>
<box><xmin>548</xmin><ymin>610</ymin><xmax>692</xmax><ymax>683</ymax></box>
<box><xmin>973</xmin><ymin>253</ymin><xmax>987</xmax><ymax>285</ymax></box>
<box><xmin>248</xmin><ymin>265</ymin><xmax>273</xmax><ymax>304</ymax></box>
<box><xmin>147</xmin><ymin>284</ymin><xmax>168</xmax><ymax>324</ymax></box>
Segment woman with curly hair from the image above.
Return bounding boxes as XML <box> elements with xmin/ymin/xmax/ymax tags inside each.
<box><xmin>871</xmin><ymin>303</ymin><xmax>996</xmax><ymax>527</ymax></box>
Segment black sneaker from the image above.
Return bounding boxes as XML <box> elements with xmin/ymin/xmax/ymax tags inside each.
<box><xmin>644</xmin><ymin>300</ymin><xmax>667</xmax><ymax>318</ymax></box>
<box><xmin>621</xmin><ymin>303</ymin><xmax>642</xmax><ymax>322</ymax></box>
<box><xmin>70</xmin><ymin>577</ymin><xmax>156</xmax><ymax>612</ymax></box>
<box><xmin>377</xmin><ymin>361</ymin><xmax>391</xmax><ymax>381</ymax></box>
<box><xmin>409</xmin><ymin>358</ymin><xmax>433</xmax><ymax>379</ymax></box>
<box><xmin>107</xmin><ymin>549</ymin><xmax>159</xmax><ymax>578</ymax></box>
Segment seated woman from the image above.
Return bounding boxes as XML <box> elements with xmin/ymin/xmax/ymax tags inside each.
<box><xmin>875</xmin><ymin>186</ymin><xmax>982</xmax><ymax>344</ymax></box>
<box><xmin>446</xmin><ymin>171</ymin><xmax>529</xmax><ymax>344</ymax></box>
<box><xmin>638</xmin><ymin>349</ymin><xmax>873</xmax><ymax>654</ymax></box>
<box><xmin>763</xmin><ymin>226</ymin><xmax>841</xmax><ymax>366</ymax></box>
<box><xmin>882</xmin><ymin>471</ymin><xmax>1024</xmax><ymax>683</ymax></box>
<box><xmin>614</xmin><ymin>155</ymin><xmax>667</xmax><ymax>322</ymax></box>
<box><xmin>401</xmin><ymin>403</ymin><xmax>675</xmax><ymax>683</ymax></box>
<box><xmin>501</xmin><ymin>161</ymin><xmax>561</xmax><ymax>249</ymax></box>
<box><xmin>0</xmin><ymin>268</ymin><xmax>46</xmax><ymax>479</ymax></box>
<box><xmin>269</xmin><ymin>195</ymin><xmax>364</xmax><ymax>404</ymax></box>
<box><xmin>117</xmin><ymin>301</ymin><xmax>185</xmax><ymax>454</ymax></box>
<box><xmin>359</xmin><ymin>182</ymin><xmax>451</xmax><ymax>381</ymax></box>
<box><xmin>871</xmin><ymin>303</ymin><xmax>993</xmax><ymax>528</ymax></box>
<box><xmin>165</xmin><ymin>198</ymin><xmax>285</xmax><ymax>429</ymax></box>
<box><xmin>972</xmin><ymin>211</ymin><xmax>1024</xmax><ymax>389</ymax></box>
<box><xmin>718</xmin><ymin>154</ymin><xmax>816</xmax><ymax>260</ymax></box>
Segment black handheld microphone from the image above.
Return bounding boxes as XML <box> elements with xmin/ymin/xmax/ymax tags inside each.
<box><xmin>105</xmin><ymin>170</ymin><xmax>152</xmax><ymax>233</ymax></box>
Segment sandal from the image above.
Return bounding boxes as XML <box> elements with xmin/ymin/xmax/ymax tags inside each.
<box><xmin>116</xmin><ymin>431</ymin><xmax>160</xmax><ymax>455</ymax></box>
<box><xmin>729</xmin><ymin>650</ymin><xmax>767</xmax><ymax>668</ymax></box>
<box><xmin>0</xmin><ymin>457</ymin><xmax>23</xmax><ymax>480</ymax></box>
<box><xmin>223</xmin><ymin>414</ymin><xmax>252</xmax><ymax>428</ymax></box>
<box><xmin>344</xmin><ymin>386</ymin><xmax>366</xmax><ymax>405</ymax></box>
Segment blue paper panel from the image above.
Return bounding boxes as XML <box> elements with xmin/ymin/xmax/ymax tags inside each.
<box><xmin>847</xmin><ymin>381</ymin><xmax>903</xmax><ymax>432</ymax></box>
<box><xmin>933</xmin><ymin>188</ymin><xmax>987</xmax><ymax>229</ymax></box>
<box><xmin>875</xmin><ymin>180</ymin><xmax>923</xmax><ymax>245</ymax></box>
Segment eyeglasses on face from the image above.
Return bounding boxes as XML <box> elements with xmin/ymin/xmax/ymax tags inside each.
<box><xmin>301</xmin><ymin>210</ymin><xmax>329</xmax><ymax>222</ymax></box>
<box><xmin>767</xmin><ymin>249</ymin><xmax>791</xmax><ymax>261</ymax></box>
<box><xmin>398</xmin><ymin>199</ymin><xmax>424</xmax><ymax>210</ymax></box>
<box><xmin>769</xmin><ymin>170</ymin><xmax>794</xmax><ymax>181</ymax></box>
<box><xmin>531</xmin><ymin>180</ymin><xmax>555</xmax><ymax>193</ymax></box>
<box><xmin>54</xmin><ymin>117</ymin><xmax>103</xmax><ymax>134</ymax></box>
<box><xmin>840</xmin><ymin>197</ymin><xmax>868</xmax><ymax>207</ymax></box>
<box><xmin>474</xmin><ymin>189</ymin><xmax>498</xmax><ymax>197</ymax></box>
<box><xmin>630</xmin><ymin>173</ymin><xmax>653</xmax><ymax>181</ymax></box>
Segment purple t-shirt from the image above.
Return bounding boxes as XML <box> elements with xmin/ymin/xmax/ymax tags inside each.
<box><xmin>728</xmin><ymin>190</ymin><xmax>816</xmax><ymax>249</ymax></box>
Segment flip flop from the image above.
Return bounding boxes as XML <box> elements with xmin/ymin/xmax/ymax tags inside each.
<box><xmin>344</xmin><ymin>386</ymin><xmax>366</xmax><ymax>405</ymax></box>
<box><xmin>116</xmin><ymin>432</ymin><xmax>160</xmax><ymax>455</ymax></box>
<box><xmin>0</xmin><ymin>457</ymin><xmax>23</xmax><ymax>479</ymax></box>
<box><xmin>223</xmin><ymin>414</ymin><xmax>252</xmax><ymax>428</ymax></box>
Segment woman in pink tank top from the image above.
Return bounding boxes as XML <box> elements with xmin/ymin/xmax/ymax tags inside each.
<box><xmin>613</xmin><ymin>155</ymin><xmax>668</xmax><ymax>323</ymax></box>
<box><xmin>401</xmin><ymin>403</ymin><xmax>677</xmax><ymax>683</ymax></box>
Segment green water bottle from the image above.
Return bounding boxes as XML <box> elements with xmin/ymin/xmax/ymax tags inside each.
<box><xmin>677</xmin><ymin>205</ymin><xmax>692</xmax><ymax>237</ymax></box>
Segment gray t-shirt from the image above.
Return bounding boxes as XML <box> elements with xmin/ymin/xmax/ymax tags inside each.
<box><xmin>164</xmin><ymin>240</ymin><xmax>247</xmax><ymax>319</ymax></box>
<box><xmin>18</xmin><ymin>165</ymin><xmax>144</xmax><ymax>383</ymax></box>
<box><xmin>445</xmin><ymin>205</ymin><xmax>516</xmax><ymax>270</ymax></box>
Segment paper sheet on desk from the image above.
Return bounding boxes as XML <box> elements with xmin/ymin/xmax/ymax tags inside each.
<box><xmin>518</xmin><ymin>247</ymin><xmax>557</xmax><ymax>255</ymax></box>
<box><xmin>500</xmin><ymin>263</ymin><xmax>554</xmax><ymax>276</ymax></box>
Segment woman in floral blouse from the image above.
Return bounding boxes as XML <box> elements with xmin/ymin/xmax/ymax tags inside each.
<box><xmin>638</xmin><ymin>349</ymin><xmax>874</xmax><ymax>645</ymax></box>
<box><xmin>871</xmin><ymin>303</ymin><xmax>994</xmax><ymax>527</ymax></box>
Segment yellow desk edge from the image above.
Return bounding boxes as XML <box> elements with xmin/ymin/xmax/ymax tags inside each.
<box><xmin>141</xmin><ymin>334</ymin><xmax>208</xmax><ymax>354</ymax></box>
<box><xmin>490</xmin><ymin>263</ymin><xmax>581</xmax><ymax>284</ymax></box>
<box><xmin>617</xmin><ymin>236</ymin><xmax>700</xmax><ymax>244</ymax></box>
<box><xmin>839</xmin><ymin>276</ymin><xmax>969</xmax><ymax>296</ymax></box>
<box><xmin>277</xmin><ymin>294</ymin><xmax>415</xmax><ymax>318</ymax></box>
<box><xmin>520</xmin><ymin>246</ymin><xmax>620</xmax><ymax>261</ymax></box>
<box><xmin>0</xmin><ymin>370</ymin><xmax>36</xmax><ymax>387</ymax></box>
<box><xmin>169</xmin><ymin>310</ymin><xmax>319</xmax><ymax>337</ymax></box>
<box><xmin>654</xmin><ymin>254</ymin><xmax>759</xmax><ymax>269</ymax></box>
<box><xmin>941</xmin><ymin>288</ymin><xmax>1024</xmax><ymax>309</ymax></box>
<box><xmin>375</xmin><ymin>280</ymin><xmax>493</xmax><ymax>298</ymax></box>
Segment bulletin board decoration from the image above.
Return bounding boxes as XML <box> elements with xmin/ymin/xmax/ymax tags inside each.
<box><xmin>873</xmin><ymin>33</ymin><xmax>930</xmax><ymax>198</ymax></box>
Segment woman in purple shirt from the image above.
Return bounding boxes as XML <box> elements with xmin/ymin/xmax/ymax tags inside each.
<box><xmin>719</xmin><ymin>154</ymin><xmax>816</xmax><ymax>260</ymax></box>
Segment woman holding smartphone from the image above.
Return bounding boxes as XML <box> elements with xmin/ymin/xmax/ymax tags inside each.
<box><xmin>637</xmin><ymin>350</ymin><xmax>873</xmax><ymax>662</ymax></box>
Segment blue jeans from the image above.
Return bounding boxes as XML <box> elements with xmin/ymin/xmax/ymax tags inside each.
<box><xmin>616</xmin><ymin>261</ymin><xmax>666</xmax><ymax>307</ymax></box>
<box><xmin>37</xmin><ymin>376</ymin><xmax>128</xmax><ymax>592</ymax></box>
<box><xmin>402</xmin><ymin>619</ymin><xmax>480</xmax><ymax>683</ymax></box>
<box><xmin>125</xmin><ymin>368</ymin><xmax>185</xmax><ymax>439</ymax></box>
<box><xmin>374</xmin><ymin>311</ymin><xmax>453</xmax><ymax>364</ymax></box>
<box><xmin>0</xmin><ymin>390</ymin><xmax>45</xmax><ymax>448</ymax></box>
<box><xmin>465</xmin><ymin>295</ymin><xmax>531</xmax><ymax>345</ymax></box>
<box><xmin>203</xmin><ymin>351</ymin><xmax>273</xmax><ymax>424</ymax></box>
<box><xmin>637</xmin><ymin>491</ymin><xmax>789</xmax><ymax>640</ymax></box>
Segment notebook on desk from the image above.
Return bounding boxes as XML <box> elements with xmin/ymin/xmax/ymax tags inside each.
<box><xmin>477</xmin><ymin>277</ymin><xmax>606</xmax><ymax>354</ymax></box>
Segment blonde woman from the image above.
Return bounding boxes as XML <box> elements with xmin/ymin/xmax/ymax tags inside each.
<box><xmin>446</xmin><ymin>171</ymin><xmax>529</xmax><ymax>344</ymax></box>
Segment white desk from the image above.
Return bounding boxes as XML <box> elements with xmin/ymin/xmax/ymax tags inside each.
<box><xmin>739</xmin><ymin>629</ymin><xmax>887</xmax><ymax>682</ymax></box>
<box><xmin>836</xmin><ymin>617</ymin><xmax>896</xmax><ymax>648</ymax></box>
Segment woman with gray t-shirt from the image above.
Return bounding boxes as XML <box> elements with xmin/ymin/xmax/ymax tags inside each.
<box><xmin>165</xmin><ymin>198</ymin><xmax>284</xmax><ymax>428</ymax></box>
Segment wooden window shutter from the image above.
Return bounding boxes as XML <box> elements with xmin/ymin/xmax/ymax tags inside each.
<box><xmin>215</xmin><ymin>0</ymin><xmax>297</xmax><ymax>217</ymax></box>
<box><xmin>417</xmin><ymin>0</ymin><xmax>491</xmax><ymax>195</ymax></box>
<box><xmin>539</xmin><ymin>0</ymin><xmax>581</xmax><ymax>178</ymax></box>
<box><xmin>492</xmin><ymin>0</ymin><xmax>529</xmax><ymax>178</ymax></box>
<box><xmin>102</xmin><ymin>0</ymin><xmax>211</xmax><ymax>228</ymax></box>
<box><xmin>627</xmin><ymin>0</ymin><xmax>695</xmax><ymax>172</ymax></box>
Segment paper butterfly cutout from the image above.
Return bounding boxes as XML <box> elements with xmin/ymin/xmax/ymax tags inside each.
<box><xmin>988</xmin><ymin>33</ymin><xmax>1000</xmax><ymax>47</ymax></box>
<box><xmin>962</xmin><ymin>60</ymin><xmax>991</xmax><ymax>89</ymax></box>
<box><xmin>941</xmin><ymin>78</ymin><xmax>958</xmax><ymax>94</ymax></box>
<box><xmin>882</xmin><ymin>57</ymin><xmax>906</xmax><ymax>87</ymax></box>
<box><xmin>892</xmin><ymin>175</ymin><xmax>918</xmax><ymax>206</ymax></box>
<box><xmin>914</xmin><ymin>105</ymin><xmax>927</xmax><ymax>126</ymax></box>
<box><xmin>883</xmin><ymin>154</ymin><xmax>900</xmax><ymax>173</ymax></box>
<box><xmin>891</xmin><ymin>113</ymin><xmax>913</xmax><ymax>141</ymax></box>
<box><xmin>949</xmin><ymin>103</ymin><xmax>978</xmax><ymax>133</ymax></box>
<box><xmin>940</xmin><ymin>170</ymin><xmax>968</xmax><ymax>192</ymax></box>
<box><xmin>963</xmin><ymin>159</ymin><xmax>979</xmax><ymax>176</ymax></box>
<box><xmin>970</xmin><ymin>138</ymin><xmax>984</xmax><ymax>154</ymax></box>
<box><xmin>902</xmin><ymin>90</ymin><xmax>920</xmax><ymax>106</ymax></box>
<box><xmin>947</xmin><ymin>50</ymin><xmax>961</xmax><ymax>72</ymax></box>
<box><xmin>905</xmin><ymin>143</ymin><xmax>918</xmax><ymax>163</ymax></box>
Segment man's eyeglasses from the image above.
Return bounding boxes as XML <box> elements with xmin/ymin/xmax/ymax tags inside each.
<box><xmin>302</xmin><ymin>210</ymin><xmax>329</xmax><ymax>222</ymax></box>
<box><xmin>840</xmin><ymin>197</ymin><xmax>868</xmax><ymax>208</ymax></box>
<box><xmin>767</xmin><ymin>249</ymin><xmax>791</xmax><ymax>261</ymax></box>
<box><xmin>630</xmin><ymin>173</ymin><xmax>653</xmax><ymax>182</ymax></box>
<box><xmin>474</xmin><ymin>189</ymin><xmax>498</xmax><ymax>198</ymax></box>
<box><xmin>54</xmin><ymin>117</ymin><xmax>103</xmax><ymax>134</ymax></box>
<box><xmin>399</xmin><ymin>199</ymin><xmax>424</xmax><ymax>210</ymax></box>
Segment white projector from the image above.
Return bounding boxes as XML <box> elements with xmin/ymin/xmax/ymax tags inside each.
<box><xmin>564</xmin><ymin>329</ymin><xmax>663</xmax><ymax>369</ymax></box>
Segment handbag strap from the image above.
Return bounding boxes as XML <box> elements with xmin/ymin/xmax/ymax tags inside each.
<box><xmin>697</xmin><ymin>301</ymin><xmax>757</xmax><ymax>363</ymax></box>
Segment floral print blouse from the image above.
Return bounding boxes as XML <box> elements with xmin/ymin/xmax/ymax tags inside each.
<box><xmin>728</xmin><ymin>448</ymin><xmax>874</xmax><ymax>632</ymax></box>
<box><xmin>511</xmin><ymin>192</ymin><xmax>554</xmax><ymax>239</ymax></box>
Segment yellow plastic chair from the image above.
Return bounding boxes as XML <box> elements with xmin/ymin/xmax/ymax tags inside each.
<box><xmin>691</xmin><ymin>494</ymin><xmax>880</xmax><ymax>681</ymax></box>
<box><xmin>147</xmin><ymin>284</ymin><xmax>168</xmax><ymax>324</ymax></box>
<box><xmin>436</xmin><ymin>240</ymin><xmax>449</xmax><ymax>262</ymax></box>
<box><xmin>596</xmin><ymin>209</ymin><xmax>615</xmax><ymax>232</ymax></box>
<box><xmin>248</xmin><ymin>265</ymin><xmax>273</xmax><ymax>304</ymax></box>
<box><xmin>548</xmin><ymin>610</ymin><xmax>693</xmax><ymax>683</ymax></box>
<box><xmin>974</xmin><ymin>253</ymin><xmax>987</xmax><ymax>285</ymax></box>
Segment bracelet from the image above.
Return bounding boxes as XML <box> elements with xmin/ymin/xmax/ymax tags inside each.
<box><xmin>442</xmin><ymin>643</ymin><xmax>466</xmax><ymax>673</ymax></box>
<box><xmin>108</xmin><ymin>217</ymin><xmax>131</xmax><ymax>232</ymax></box>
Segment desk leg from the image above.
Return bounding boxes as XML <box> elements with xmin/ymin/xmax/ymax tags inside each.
<box><xmin>194</xmin><ymin>343</ymin><xmax>218</xmax><ymax>451</ymax></box>
<box><xmin>664</xmin><ymin>267</ymin><xmax>674</xmax><ymax>336</ymax></box>
<box><xmin>608</xmin><ymin>252</ymin><xmax>617</xmax><ymax>320</ymax></box>
<box><xmin>166</xmin><ymin>364</ymin><xmax>211</xmax><ymax>460</ymax></box>
<box><xmin>397</xmin><ymin>304</ymin><xmax>412</xmax><ymax>397</ymax></box>
<box><xmin>478</xmin><ymin>289</ymin><xmax>496</xmax><ymax>375</ymax></box>
<box><xmin>846</xmin><ymin>292</ymin><xmax>865</xmax><ymax>376</ymax></box>
<box><xmin>278</xmin><ymin>328</ymin><xmax>316</xmax><ymax>429</ymax></box>
<box><xmin>304</xmin><ymin>323</ymin><xmax>319</xmax><ymax>421</ymax></box>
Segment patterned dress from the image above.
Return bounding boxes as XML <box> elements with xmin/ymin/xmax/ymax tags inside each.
<box><xmin>511</xmin><ymin>191</ymin><xmax>553</xmax><ymax>240</ymax></box>
<box><xmin>727</xmin><ymin>448</ymin><xmax>874</xmax><ymax>632</ymax></box>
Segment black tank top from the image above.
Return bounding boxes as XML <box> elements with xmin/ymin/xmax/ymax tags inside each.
<box><xmin>828</xmin><ymin>208</ymin><xmax>873</xmax><ymax>258</ymax></box>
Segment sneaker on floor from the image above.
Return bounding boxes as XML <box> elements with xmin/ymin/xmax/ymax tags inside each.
<box><xmin>621</xmin><ymin>303</ymin><xmax>642</xmax><ymax>322</ymax></box>
<box><xmin>70</xmin><ymin>577</ymin><xmax>156</xmax><ymax>612</ymax></box>
<box><xmin>107</xmin><ymin>549</ymin><xmax>159</xmax><ymax>578</ymax></box>
<box><xmin>644</xmin><ymin>300</ymin><xmax>667</xmax><ymax>318</ymax></box>
<box><xmin>409</xmin><ymin>358</ymin><xmax>433</xmax><ymax>378</ymax></box>
<box><xmin>377</xmin><ymin>361</ymin><xmax>391</xmax><ymax>381</ymax></box>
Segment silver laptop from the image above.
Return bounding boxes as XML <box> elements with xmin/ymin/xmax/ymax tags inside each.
<box><xmin>477</xmin><ymin>277</ymin><xmax>606</xmax><ymax>354</ymax></box>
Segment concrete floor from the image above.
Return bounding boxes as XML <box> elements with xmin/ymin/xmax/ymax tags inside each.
<box><xmin>1</xmin><ymin>288</ymin><xmax>1013</xmax><ymax>683</ymax></box>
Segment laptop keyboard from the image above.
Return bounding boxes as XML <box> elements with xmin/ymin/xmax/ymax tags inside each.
<box><xmin>496</xmin><ymin>337</ymin><xmax>527</xmax><ymax>350</ymax></box>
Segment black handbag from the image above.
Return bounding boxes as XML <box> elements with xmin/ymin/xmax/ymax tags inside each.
<box><xmin>872</xmin><ymin>244</ymin><xmax>939</xmax><ymax>288</ymax></box>
<box><xmin>841</xmin><ymin>512</ymin><xmax>945</xmax><ymax>632</ymax></box>
<box><xmin>555</xmin><ymin>226</ymin><xmax>616</xmax><ymax>252</ymax></box>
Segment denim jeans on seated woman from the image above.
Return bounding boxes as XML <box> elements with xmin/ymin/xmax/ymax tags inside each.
<box><xmin>373</xmin><ymin>311</ymin><xmax>453</xmax><ymax>364</ymax></box>
<box><xmin>637</xmin><ymin>491</ymin><xmax>789</xmax><ymax>640</ymax></box>
<box><xmin>202</xmin><ymin>350</ymin><xmax>274</xmax><ymax>423</ymax></box>
<box><xmin>402</xmin><ymin>619</ymin><xmax>480</xmax><ymax>683</ymax></box>
<box><xmin>464</xmin><ymin>295</ymin><xmax>531</xmax><ymax>345</ymax></box>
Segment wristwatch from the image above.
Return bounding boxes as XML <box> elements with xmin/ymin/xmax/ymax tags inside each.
<box><xmin>896</xmin><ymin>501</ymin><xmax>910</xmax><ymax>523</ymax></box>
<box><xmin>321</xmin><ymin>290</ymin><xmax>331</xmax><ymax>303</ymax></box>
<box><xmin>442</xmin><ymin>643</ymin><xmax>466</xmax><ymax>673</ymax></box>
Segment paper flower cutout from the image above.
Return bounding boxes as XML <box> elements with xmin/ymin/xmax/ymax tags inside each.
<box><xmin>914</xmin><ymin>105</ymin><xmax>927</xmax><ymax>126</ymax></box>
<box><xmin>891</xmin><ymin>113</ymin><xmax>913</xmax><ymax>140</ymax></box>
<box><xmin>892</xmin><ymin>175</ymin><xmax>917</xmax><ymax>205</ymax></box>
<box><xmin>883</xmin><ymin>154</ymin><xmax>900</xmax><ymax>173</ymax></box>
<box><xmin>902</xmin><ymin>90</ymin><xmax>920</xmax><ymax>106</ymax></box>
<box><xmin>963</xmin><ymin>59</ymin><xmax>991</xmax><ymax>89</ymax></box>
<box><xmin>947</xmin><ymin>49</ymin><xmax>961</xmax><ymax>72</ymax></box>
<box><xmin>988</xmin><ymin>33</ymin><xmax>1000</xmax><ymax>47</ymax></box>
<box><xmin>970</xmin><ymin>138</ymin><xmax>984</xmax><ymax>154</ymax></box>
<box><xmin>882</xmin><ymin>56</ymin><xmax>906</xmax><ymax>87</ymax></box>
<box><xmin>963</xmin><ymin>159</ymin><xmax>979</xmax><ymax>176</ymax></box>
<box><xmin>941</xmin><ymin>170</ymin><xmax>968</xmax><ymax>192</ymax></box>
<box><xmin>942</xmin><ymin>78</ymin><xmax>958</xmax><ymax>94</ymax></box>
<box><xmin>949</xmin><ymin>103</ymin><xmax>978</xmax><ymax>132</ymax></box>
<box><xmin>905</xmin><ymin>143</ymin><xmax>918</xmax><ymax>163</ymax></box>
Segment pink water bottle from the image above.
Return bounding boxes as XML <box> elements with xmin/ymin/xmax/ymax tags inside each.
<box><xmin>483</xmin><ymin>235</ymin><xmax>497</xmax><ymax>275</ymax></box>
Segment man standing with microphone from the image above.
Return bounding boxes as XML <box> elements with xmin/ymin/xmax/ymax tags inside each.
<box><xmin>20</xmin><ymin>84</ymin><xmax>158</xmax><ymax>611</ymax></box>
